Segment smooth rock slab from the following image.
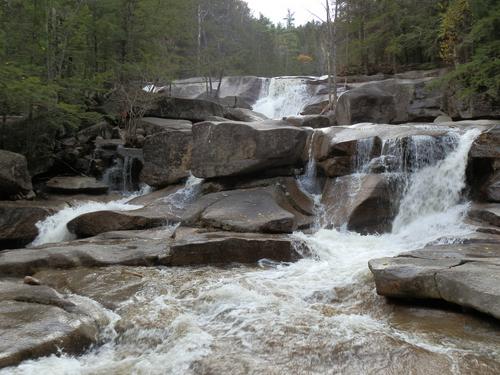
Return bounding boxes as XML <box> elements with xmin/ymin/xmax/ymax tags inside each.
<box><xmin>183</xmin><ymin>180</ymin><xmax>314</xmax><ymax>233</ymax></box>
<box><xmin>0</xmin><ymin>281</ymin><xmax>110</xmax><ymax>368</ymax></box>
<box><xmin>436</xmin><ymin>262</ymin><xmax>500</xmax><ymax>319</ymax></box>
<box><xmin>369</xmin><ymin>241</ymin><xmax>500</xmax><ymax>319</ymax></box>
<box><xmin>46</xmin><ymin>176</ymin><xmax>109</xmax><ymax>195</ymax></box>
<box><xmin>168</xmin><ymin>227</ymin><xmax>300</xmax><ymax>265</ymax></box>
<box><xmin>191</xmin><ymin>121</ymin><xmax>311</xmax><ymax>179</ymax></box>
<box><xmin>0</xmin><ymin>236</ymin><xmax>170</xmax><ymax>277</ymax></box>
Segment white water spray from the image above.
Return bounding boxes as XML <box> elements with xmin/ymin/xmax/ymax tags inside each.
<box><xmin>253</xmin><ymin>77</ymin><xmax>312</xmax><ymax>119</ymax></box>
<box><xmin>7</xmin><ymin>128</ymin><xmax>497</xmax><ymax>374</ymax></box>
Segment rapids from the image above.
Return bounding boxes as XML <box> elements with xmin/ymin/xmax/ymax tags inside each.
<box><xmin>5</xmin><ymin>126</ymin><xmax>500</xmax><ymax>374</ymax></box>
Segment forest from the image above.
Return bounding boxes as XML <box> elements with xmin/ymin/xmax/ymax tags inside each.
<box><xmin>0</xmin><ymin>0</ymin><xmax>499</xmax><ymax>166</ymax></box>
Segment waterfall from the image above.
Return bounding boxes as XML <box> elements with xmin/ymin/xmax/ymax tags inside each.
<box><xmin>392</xmin><ymin>128</ymin><xmax>481</xmax><ymax>232</ymax></box>
<box><xmin>10</xmin><ymin>128</ymin><xmax>496</xmax><ymax>374</ymax></box>
<box><xmin>253</xmin><ymin>77</ymin><xmax>312</xmax><ymax>119</ymax></box>
<box><xmin>298</xmin><ymin>131</ymin><xmax>320</xmax><ymax>195</ymax></box>
<box><xmin>102</xmin><ymin>156</ymin><xmax>136</xmax><ymax>192</ymax></box>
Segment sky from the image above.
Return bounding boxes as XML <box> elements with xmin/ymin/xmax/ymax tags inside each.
<box><xmin>244</xmin><ymin>0</ymin><xmax>325</xmax><ymax>26</ymax></box>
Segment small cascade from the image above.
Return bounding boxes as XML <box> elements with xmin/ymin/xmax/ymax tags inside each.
<box><xmin>298</xmin><ymin>132</ymin><xmax>321</xmax><ymax>195</ymax></box>
<box><xmin>102</xmin><ymin>153</ymin><xmax>142</xmax><ymax>193</ymax></box>
<box><xmin>253</xmin><ymin>77</ymin><xmax>312</xmax><ymax>119</ymax></box>
<box><xmin>30</xmin><ymin>198</ymin><xmax>143</xmax><ymax>246</ymax></box>
<box><xmin>162</xmin><ymin>174</ymin><xmax>203</xmax><ymax>211</ymax></box>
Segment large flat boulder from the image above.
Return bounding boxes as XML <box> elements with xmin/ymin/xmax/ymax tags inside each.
<box><xmin>0</xmin><ymin>280</ymin><xmax>110</xmax><ymax>368</ymax></box>
<box><xmin>0</xmin><ymin>233</ymin><xmax>171</xmax><ymax>277</ymax></box>
<box><xmin>0</xmin><ymin>201</ymin><xmax>65</xmax><ymax>250</ymax></box>
<box><xmin>322</xmin><ymin>173</ymin><xmax>402</xmax><ymax>234</ymax></box>
<box><xmin>46</xmin><ymin>176</ymin><xmax>109</xmax><ymax>195</ymax></box>
<box><xmin>167</xmin><ymin>227</ymin><xmax>299</xmax><ymax>266</ymax></box>
<box><xmin>0</xmin><ymin>150</ymin><xmax>33</xmax><ymax>199</ymax></box>
<box><xmin>335</xmin><ymin>78</ymin><xmax>443</xmax><ymax>125</ymax></box>
<box><xmin>191</xmin><ymin>121</ymin><xmax>311</xmax><ymax>179</ymax></box>
<box><xmin>183</xmin><ymin>178</ymin><xmax>314</xmax><ymax>233</ymax></box>
<box><xmin>369</xmin><ymin>241</ymin><xmax>500</xmax><ymax>319</ymax></box>
<box><xmin>146</xmin><ymin>96</ymin><xmax>225</xmax><ymax>122</ymax></box>
<box><xmin>140</xmin><ymin>126</ymin><xmax>193</xmax><ymax>188</ymax></box>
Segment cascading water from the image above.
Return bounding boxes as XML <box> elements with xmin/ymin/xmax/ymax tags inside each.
<box><xmin>9</xmin><ymin>127</ymin><xmax>500</xmax><ymax>374</ymax></box>
<box><xmin>253</xmin><ymin>77</ymin><xmax>312</xmax><ymax>119</ymax></box>
<box><xmin>161</xmin><ymin>174</ymin><xmax>203</xmax><ymax>210</ymax></box>
<box><xmin>30</xmin><ymin>194</ymin><xmax>145</xmax><ymax>247</ymax></box>
<box><xmin>102</xmin><ymin>156</ymin><xmax>137</xmax><ymax>193</ymax></box>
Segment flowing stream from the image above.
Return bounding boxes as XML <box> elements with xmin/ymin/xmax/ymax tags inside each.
<box><xmin>6</xmin><ymin>126</ymin><xmax>500</xmax><ymax>374</ymax></box>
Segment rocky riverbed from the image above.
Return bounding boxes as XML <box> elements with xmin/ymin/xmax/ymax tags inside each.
<box><xmin>1</xmin><ymin>70</ymin><xmax>500</xmax><ymax>374</ymax></box>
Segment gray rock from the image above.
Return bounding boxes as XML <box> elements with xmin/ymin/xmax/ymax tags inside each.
<box><xmin>183</xmin><ymin>178</ymin><xmax>314</xmax><ymax>233</ymax></box>
<box><xmin>0</xmin><ymin>234</ymin><xmax>171</xmax><ymax>277</ymax></box>
<box><xmin>470</xmin><ymin>125</ymin><xmax>500</xmax><ymax>159</ymax></box>
<box><xmin>191</xmin><ymin>120</ymin><xmax>311</xmax><ymax>179</ymax></box>
<box><xmin>139</xmin><ymin>117</ymin><xmax>192</xmax><ymax>136</ymax></box>
<box><xmin>67</xmin><ymin>186</ymin><xmax>188</xmax><ymax>238</ymax></box>
<box><xmin>369</xmin><ymin>241</ymin><xmax>500</xmax><ymax>320</ymax></box>
<box><xmin>0</xmin><ymin>201</ymin><xmax>65</xmax><ymax>250</ymax></box>
<box><xmin>0</xmin><ymin>280</ymin><xmax>110</xmax><ymax>368</ymax></box>
<box><xmin>224</xmin><ymin>107</ymin><xmax>268</xmax><ymax>122</ymax></box>
<box><xmin>46</xmin><ymin>176</ymin><xmax>109</xmax><ymax>195</ymax></box>
<box><xmin>336</xmin><ymin>78</ymin><xmax>443</xmax><ymax>125</ymax></box>
<box><xmin>140</xmin><ymin>126</ymin><xmax>192</xmax><ymax>188</ymax></box>
<box><xmin>284</xmin><ymin>115</ymin><xmax>332</xmax><ymax>129</ymax></box>
<box><xmin>146</xmin><ymin>96</ymin><xmax>225</xmax><ymax>122</ymax></box>
<box><xmin>322</xmin><ymin>173</ymin><xmax>402</xmax><ymax>234</ymax></box>
<box><xmin>0</xmin><ymin>150</ymin><xmax>33</xmax><ymax>199</ymax></box>
<box><xmin>168</xmin><ymin>227</ymin><xmax>300</xmax><ymax>266</ymax></box>
<box><xmin>483</xmin><ymin>171</ymin><xmax>500</xmax><ymax>202</ymax></box>
<box><xmin>468</xmin><ymin>204</ymin><xmax>500</xmax><ymax>227</ymax></box>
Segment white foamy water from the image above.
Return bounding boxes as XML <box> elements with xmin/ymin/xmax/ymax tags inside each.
<box><xmin>30</xmin><ymin>198</ymin><xmax>143</xmax><ymax>246</ymax></box>
<box><xmin>161</xmin><ymin>174</ymin><xmax>203</xmax><ymax>210</ymax></box>
<box><xmin>253</xmin><ymin>77</ymin><xmax>312</xmax><ymax>119</ymax></box>
<box><xmin>6</xmin><ymin>129</ymin><xmax>499</xmax><ymax>374</ymax></box>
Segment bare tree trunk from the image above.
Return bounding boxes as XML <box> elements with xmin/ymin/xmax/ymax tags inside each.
<box><xmin>215</xmin><ymin>70</ymin><xmax>224</xmax><ymax>98</ymax></box>
<box><xmin>197</xmin><ymin>3</ymin><xmax>202</xmax><ymax>76</ymax></box>
<box><xmin>333</xmin><ymin>1</ymin><xmax>339</xmax><ymax>106</ymax></box>
<box><xmin>325</xmin><ymin>0</ymin><xmax>334</xmax><ymax>111</ymax></box>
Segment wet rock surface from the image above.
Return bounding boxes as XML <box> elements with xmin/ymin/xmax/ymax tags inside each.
<box><xmin>0</xmin><ymin>200</ymin><xmax>65</xmax><ymax>250</ymax></box>
<box><xmin>183</xmin><ymin>178</ymin><xmax>314</xmax><ymax>233</ymax></box>
<box><xmin>369</xmin><ymin>241</ymin><xmax>500</xmax><ymax>319</ymax></box>
<box><xmin>0</xmin><ymin>231</ymin><xmax>173</xmax><ymax>277</ymax></box>
<box><xmin>0</xmin><ymin>280</ymin><xmax>110</xmax><ymax>369</ymax></box>
<box><xmin>322</xmin><ymin>173</ymin><xmax>402</xmax><ymax>234</ymax></box>
<box><xmin>67</xmin><ymin>188</ymin><xmax>188</xmax><ymax>238</ymax></box>
<box><xmin>168</xmin><ymin>227</ymin><xmax>299</xmax><ymax>265</ymax></box>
